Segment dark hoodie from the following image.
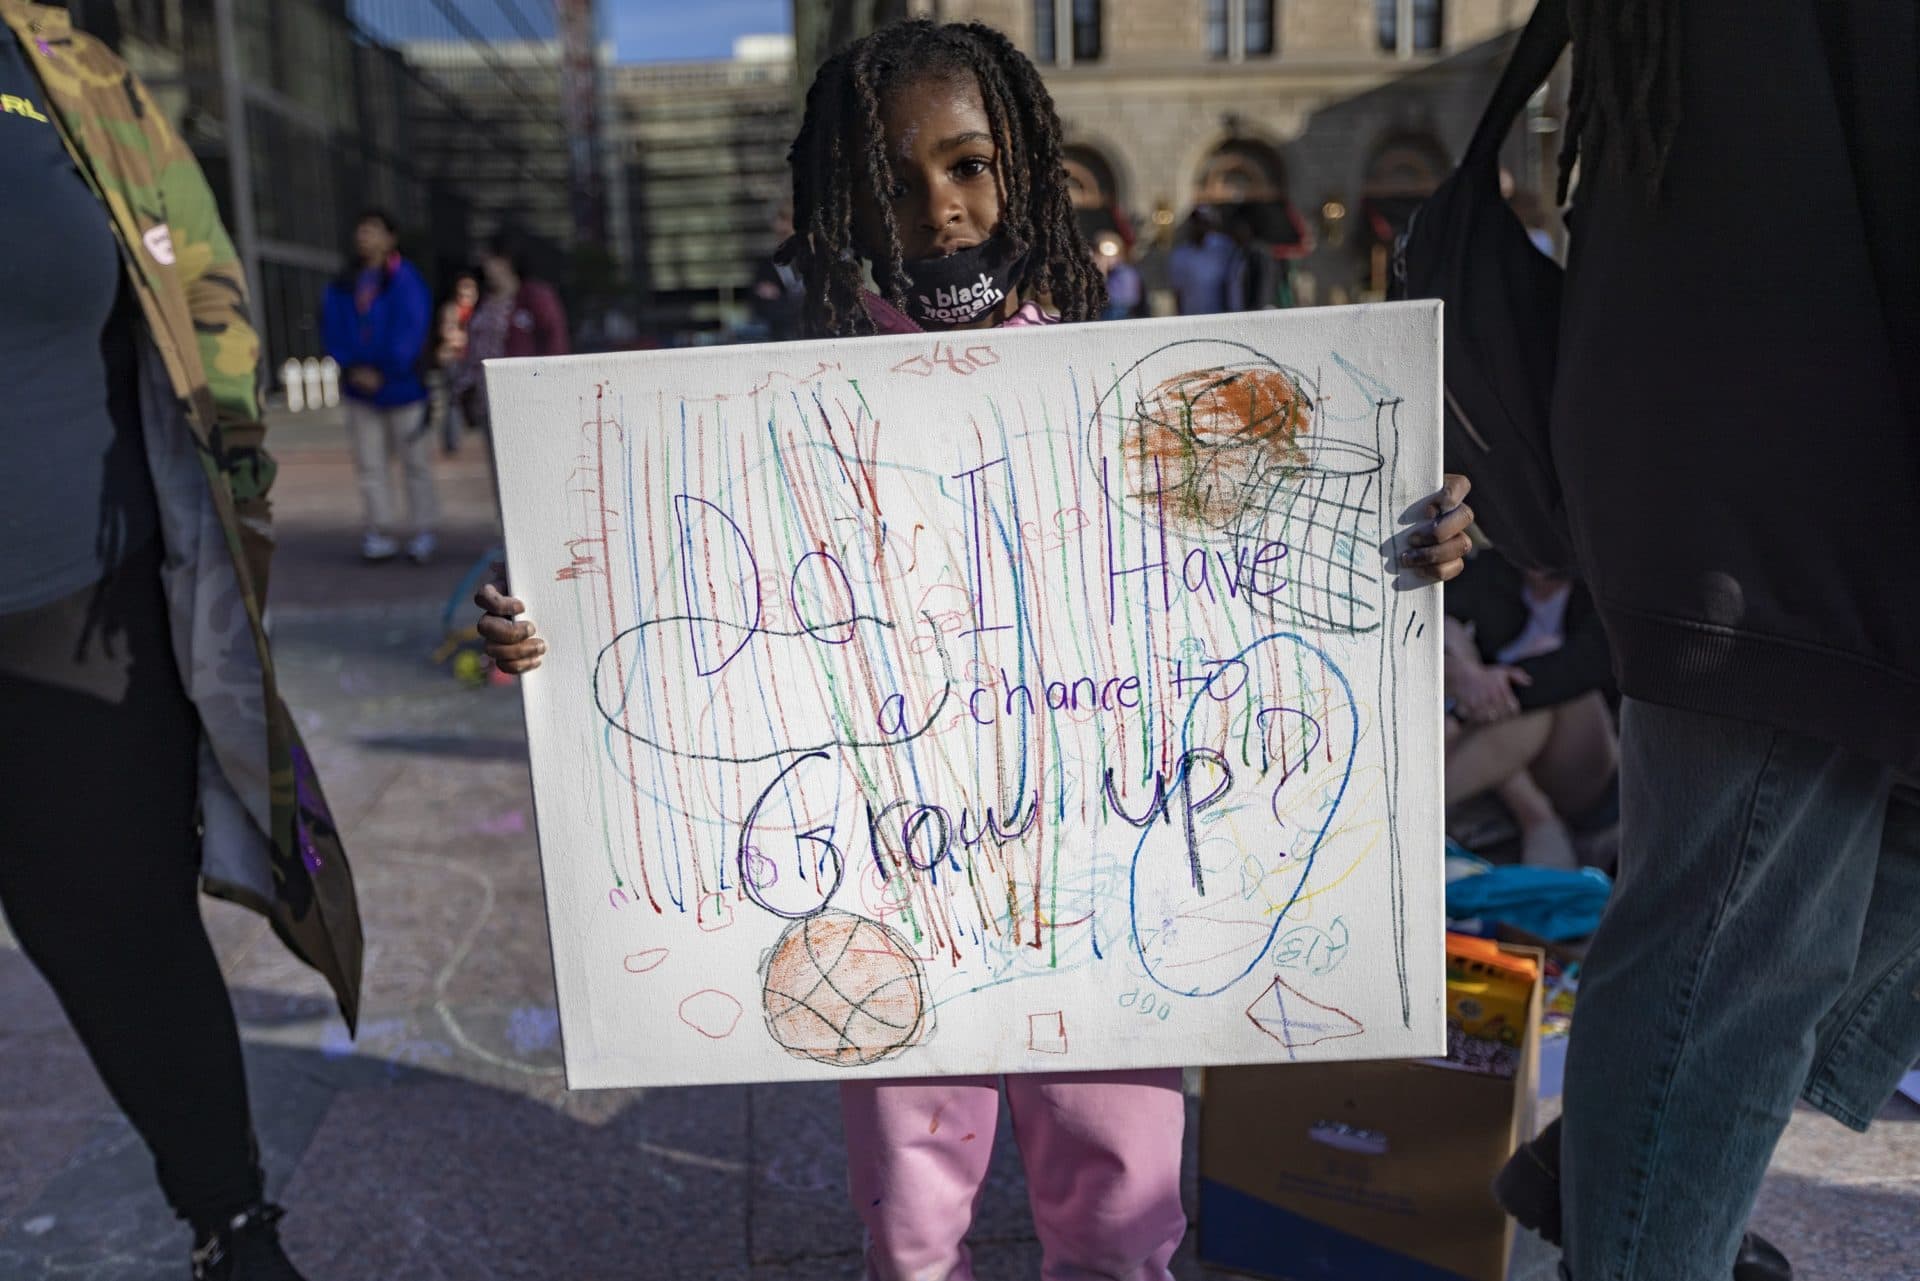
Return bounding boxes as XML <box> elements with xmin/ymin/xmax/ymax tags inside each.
<box><xmin>1551</xmin><ymin>0</ymin><xmax>1920</xmax><ymax>770</ymax></box>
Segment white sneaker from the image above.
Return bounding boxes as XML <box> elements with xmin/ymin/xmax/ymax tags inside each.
<box><xmin>361</xmin><ymin>531</ymin><xmax>399</xmax><ymax>562</ymax></box>
<box><xmin>406</xmin><ymin>532</ymin><xmax>437</xmax><ymax>565</ymax></box>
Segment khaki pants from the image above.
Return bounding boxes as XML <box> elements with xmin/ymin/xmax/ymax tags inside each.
<box><xmin>346</xmin><ymin>399</ymin><xmax>438</xmax><ymax>537</ymax></box>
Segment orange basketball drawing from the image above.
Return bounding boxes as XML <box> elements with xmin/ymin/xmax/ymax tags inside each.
<box><xmin>761</xmin><ymin>909</ymin><xmax>929</xmax><ymax>1066</ymax></box>
<box><xmin>1123</xmin><ymin>363</ymin><xmax>1312</xmax><ymax>529</ymax></box>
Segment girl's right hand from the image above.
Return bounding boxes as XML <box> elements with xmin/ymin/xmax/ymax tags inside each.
<box><xmin>475</xmin><ymin>580</ymin><xmax>546</xmax><ymax>674</ymax></box>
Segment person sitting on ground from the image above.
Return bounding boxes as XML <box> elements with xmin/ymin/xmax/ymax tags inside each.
<box><xmin>1443</xmin><ymin>543</ymin><xmax>1617</xmax><ymax>870</ymax></box>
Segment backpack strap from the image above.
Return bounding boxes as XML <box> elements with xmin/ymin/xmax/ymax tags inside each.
<box><xmin>1463</xmin><ymin>0</ymin><xmax>1572</xmax><ymax>174</ymax></box>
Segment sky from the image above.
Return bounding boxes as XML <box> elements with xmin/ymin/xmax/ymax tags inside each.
<box><xmin>351</xmin><ymin>1</ymin><xmax>791</xmax><ymax>63</ymax></box>
<box><xmin>606</xmin><ymin>0</ymin><xmax>791</xmax><ymax>62</ymax></box>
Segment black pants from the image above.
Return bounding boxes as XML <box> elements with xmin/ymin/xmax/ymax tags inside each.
<box><xmin>0</xmin><ymin>541</ymin><xmax>261</xmax><ymax>1230</ymax></box>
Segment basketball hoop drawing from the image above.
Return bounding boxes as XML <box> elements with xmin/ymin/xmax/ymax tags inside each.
<box><xmin>1090</xmin><ymin>338</ymin><xmax>1388</xmax><ymax>636</ymax></box>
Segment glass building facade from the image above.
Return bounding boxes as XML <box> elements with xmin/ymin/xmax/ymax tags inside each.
<box><xmin>610</xmin><ymin>45</ymin><xmax>793</xmax><ymax>333</ymax></box>
<box><xmin>99</xmin><ymin>0</ymin><xmax>554</xmax><ymax>372</ymax></box>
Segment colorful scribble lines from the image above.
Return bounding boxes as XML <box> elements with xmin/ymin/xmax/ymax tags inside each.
<box><xmin>697</xmin><ymin>892</ymin><xmax>734</xmax><ymax>932</ymax></box>
<box><xmin>1124</xmin><ymin>363</ymin><xmax>1311</xmax><ymax>530</ymax></box>
<box><xmin>679</xmin><ymin>989</ymin><xmax>745</xmax><ymax>1039</ymax></box>
<box><xmin>1027</xmin><ymin>1011</ymin><xmax>1069</xmax><ymax>1055</ymax></box>
<box><xmin>680</xmin><ymin>359</ymin><xmax>846</xmax><ymax>405</ymax></box>
<box><xmin>591</xmin><ymin>613</ymin><xmax>953</xmax><ymax>764</ymax></box>
<box><xmin>543</xmin><ymin>318</ymin><xmax>1432</xmax><ymax>1079</ymax></box>
<box><xmin>890</xmin><ymin>341</ymin><xmax>1000</xmax><ymax>378</ymax></box>
<box><xmin>1244</xmin><ymin>977</ymin><xmax>1363</xmax><ymax>1055</ymax></box>
<box><xmin>1271</xmin><ymin>917</ymin><xmax>1350</xmax><ymax>976</ymax></box>
<box><xmin>762</xmin><ymin>909</ymin><xmax>929</xmax><ymax>1066</ymax></box>
<box><xmin>623</xmin><ymin>948</ymin><xmax>669</xmax><ymax>974</ymax></box>
<box><xmin>1090</xmin><ymin>338</ymin><xmax>1387</xmax><ymax>638</ymax></box>
<box><xmin>1128</xmin><ymin>631</ymin><xmax>1361</xmax><ymax>999</ymax></box>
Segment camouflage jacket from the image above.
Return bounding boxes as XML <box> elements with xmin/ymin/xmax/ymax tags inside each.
<box><xmin>2</xmin><ymin>1</ymin><xmax>361</xmax><ymax>1029</ymax></box>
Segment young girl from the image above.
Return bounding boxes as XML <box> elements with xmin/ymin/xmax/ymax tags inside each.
<box><xmin>478</xmin><ymin>20</ymin><xmax>1474</xmax><ymax>1280</ymax></box>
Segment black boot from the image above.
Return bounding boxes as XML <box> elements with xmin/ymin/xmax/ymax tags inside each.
<box><xmin>1493</xmin><ymin>1119</ymin><xmax>1793</xmax><ymax>1281</ymax></box>
<box><xmin>189</xmin><ymin>1203</ymin><xmax>308</xmax><ymax>1281</ymax></box>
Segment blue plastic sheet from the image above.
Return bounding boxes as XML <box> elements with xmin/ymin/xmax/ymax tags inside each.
<box><xmin>1444</xmin><ymin>863</ymin><xmax>1613</xmax><ymax>942</ymax></box>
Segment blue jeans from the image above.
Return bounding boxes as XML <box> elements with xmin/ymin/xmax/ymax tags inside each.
<box><xmin>1562</xmin><ymin>698</ymin><xmax>1920</xmax><ymax>1280</ymax></box>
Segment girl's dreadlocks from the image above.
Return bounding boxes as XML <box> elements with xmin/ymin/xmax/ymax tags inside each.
<box><xmin>1556</xmin><ymin>0</ymin><xmax>1683</xmax><ymax>204</ymax></box>
<box><xmin>782</xmin><ymin>19</ymin><xmax>1106</xmax><ymax>338</ymax></box>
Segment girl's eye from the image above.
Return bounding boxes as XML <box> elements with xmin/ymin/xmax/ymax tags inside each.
<box><xmin>887</xmin><ymin>179</ymin><xmax>910</xmax><ymax>201</ymax></box>
<box><xmin>955</xmin><ymin>158</ymin><xmax>991</xmax><ymax>179</ymax></box>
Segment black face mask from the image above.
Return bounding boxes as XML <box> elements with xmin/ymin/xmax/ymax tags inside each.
<box><xmin>901</xmin><ymin>234</ymin><xmax>1028</xmax><ymax>328</ymax></box>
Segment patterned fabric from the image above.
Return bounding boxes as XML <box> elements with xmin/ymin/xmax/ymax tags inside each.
<box><xmin>459</xmin><ymin>295</ymin><xmax>512</xmax><ymax>387</ymax></box>
<box><xmin>453</xmin><ymin>293</ymin><xmax>513</xmax><ymax>423</ymax></box>
<box><xmin>1</xmin><ymin>0</ymin><xmax>362</xmax><ymax>1028</ymax></box>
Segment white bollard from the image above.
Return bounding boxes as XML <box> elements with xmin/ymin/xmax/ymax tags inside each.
<box><xmin>319</xmin><ymin>357</ymin><xmax>341</xmax><ymax>408</ymax></box>
<box><xmin>282</xmin><ymin>359</ymin><xmax>305</xmax><ymax>412</ymax></box>
<box><xmin>302</xmin><ymin>358</ymin><xmax>323</xmax><ymax>410</ymax></box>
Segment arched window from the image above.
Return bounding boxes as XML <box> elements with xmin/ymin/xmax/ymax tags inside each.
<box><xmin>1192</xmin><ymin>137</ymin><xmax>1310</xmax><ymax>263</ymax></box>
<box><xmin>1061</xmin><ymin>145</ymin><xmax>1119</xmax><ymax>211</ymax></box>
<box><xmin>1196</xmin><ymin>138</ymin><xmax>1288</xmax><ymax>205</ymax></box>
<box><xmin>1360</xmin><ymin>132</ymin><xmax>1451</xmax><ymax>247</ymax></box>
<box><xmin>1063</xmin><ymin>144</ymin><xmax>1126</xmax><ymax>247</ymax></box>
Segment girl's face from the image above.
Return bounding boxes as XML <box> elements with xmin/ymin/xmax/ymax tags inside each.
<box><xmin>858</xmin><ymin>73</ymin><xmax>1004</xmax><ymax>265</ymax></box>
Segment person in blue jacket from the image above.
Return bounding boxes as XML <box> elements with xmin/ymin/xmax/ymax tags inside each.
<box><xmin>322</xmin><ymin>209</ymin><xmax>436</xmax><ymax>563</ymax></box>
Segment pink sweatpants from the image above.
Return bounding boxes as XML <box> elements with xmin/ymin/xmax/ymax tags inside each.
<box><xmin>840</xmin><ymin>1069</ymin><xmax>1187</xmax><ymax>1281</ymax></box>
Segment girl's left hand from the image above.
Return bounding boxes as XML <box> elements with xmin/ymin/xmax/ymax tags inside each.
<box><xmin>475</xmin><ymin>579</ymin><xmax>547</xmax><ymax>674</ymax></box>
<box><xmin>1400</xmin><ymin>474</ymin><xmax>1474</xmax><ymax>583</ymax></box>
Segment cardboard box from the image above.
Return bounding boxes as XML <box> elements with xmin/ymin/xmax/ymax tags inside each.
<box><xmin>1199</xmin><ymin>943</ymin><xmax>1544</xmax><ymax>1281</ymax></box>
<box><xmin>1445</xmin><ymin>937</ymin><xmax>1537</xmax><ymax>1047</ymax></box>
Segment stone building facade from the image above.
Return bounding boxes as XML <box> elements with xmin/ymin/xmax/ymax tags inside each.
<box><xmin>889</xmin><ymin>0</ymin><xmax>1557</xmax><ymax>302</ymax></box>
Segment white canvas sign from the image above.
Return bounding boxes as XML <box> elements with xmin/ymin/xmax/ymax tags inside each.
<box><xmin>488</xmin><ymin>303</ymin><xmax>1446</xmax><ymax>1088</ymax></box>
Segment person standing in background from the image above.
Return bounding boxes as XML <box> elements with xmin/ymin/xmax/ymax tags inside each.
<box><xmin>441</xmin><ymin>269</ymin><xmax>480</xmax><ymax>359</ymax></box>
<box><xmin>1094</xmin><ymin>231</ymin><xmax>1143</xmax><ymax>320</ymax></box>
<box><xmin>1168</xmin><ymin>205</ymin><xmax>1245</xmax><ymax>315</ymax></box>
<box><xmin>456</xmin><ymin>229</ymin><xmax>571</xmax><ymax>433</ymax></box>
<box><xmin>322</xmin><ymin>209</ymin><xmax>436</xmax><ymax>564</ymax></box>
<box><xmin>751</xmin><ymin>202</ymin><xmax>807</xmax><ymax>341</ymax></box>
<box><xmin>434</xmin><ymin>269</ymin><xmax>480</xmax><ymax>453</ymax></box>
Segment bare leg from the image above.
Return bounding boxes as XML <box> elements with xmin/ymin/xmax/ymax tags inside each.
<box><xmin>1529</xmin><ymin>692</ymin><xmax>1619</xmax><ymax>818</ymax></box>
<box><xmin>1445</xmin><ymin>710</ymin><xmax>1554</xmax><ymax>808</ymax></box>
<box><xmin>1499</xmin><ymin>770</ymin><xmax>1580</xmax><ymax>869</ymax></box>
